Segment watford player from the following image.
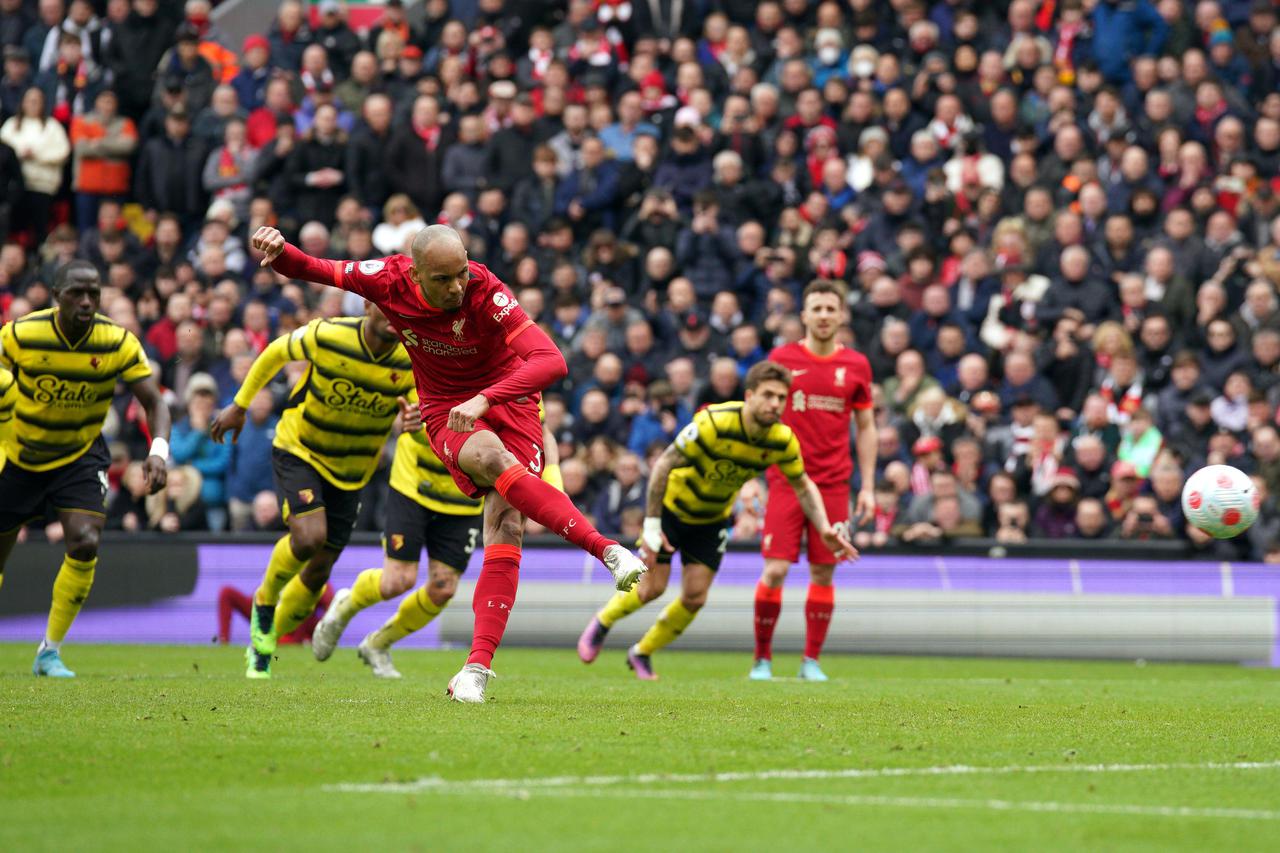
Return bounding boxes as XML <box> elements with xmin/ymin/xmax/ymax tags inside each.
<box><xmin>250</xmin><ymin>223</ymin><xmax>644</xmax><ymax>702</ymax></box>
<box><xmin>752</xmin><ymin>280</ymin><xmax>876</xmax><ymax>682</ymax></box>
<box><xmin>577</xmin><ymin>361</ymin><xmax>856</xmax><ymax>680</ymax></box>
<box><xmin>211</xmin><ymin>302</ymin><xmax>416</xmax><ymax>679</ymax></box>
<box><xmin>309</xmin><ymin>419</ymin><xmax>563</xmax><ymax>679</ymax></box>
<box><xmin>0</xmin><ymin>261</ymin><xmax>170</xmax><ymax>677</ymax></box>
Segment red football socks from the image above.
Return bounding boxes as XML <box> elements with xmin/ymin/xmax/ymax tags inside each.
<box><xmin>467</xmin><ymin>544</ymin><xmax>521</xmax><ymax>668</ymax></box>
<box><xmin>494</xmin><ymin>464</ymin><xmax>616</xmax><ymax>560</ymax></box>
<box><xmin>753</xmin><ymin>582</ymin><xmax>783</xmax><ymax>661</ymax></box>
<box><xmin>804</xmin><ymin>583</ymin><xmax>835</xmax><ymax>660</ymax></box>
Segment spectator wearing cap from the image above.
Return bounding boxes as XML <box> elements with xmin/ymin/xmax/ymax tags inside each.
<box><xmin>171</xmin><ymin>372</ymin><xmax>232</xmax><ymax>531</ymax></box>
<box><xmin>313</xmin><ymin>0</ymin><xmax>360</xmax><ymax>79</ymax></box>
<box><xmin>156</xmin><ymin>23</ymin><xmax>216</xmax><ymax>115</ymax></box>
<box><xmin>1</xmin><ymin>86</ymin><xmax>69</xmax><ymax>240</ymax></box>
<box><xmin>231</xmin><ymin>34</ymin><xmax>272</xmax><ymax>113</ymax></box>
<box><xmin>1</xmin><ymin>45</ymin><xmax>33</xmax><ymax>116</ymax></box>
<box><xmin>1166</xmin><ymin>388</ymin><xmax>1217</xmax><ymax>467</ymax></box>
<box><xmin>135</xmin><ymin>100</ymin><xmax>207</xmax><ymax>229</ymax></box>
<box><xmin>1104</xmin><ymin>459</ymin><xmax>1144</xmax><ymax>522</ymax></box>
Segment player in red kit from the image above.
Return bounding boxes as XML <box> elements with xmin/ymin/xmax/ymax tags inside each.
<box><xmin>752</xmin><ymin>279</ymin><xmax>877</xmax><ymax>682</ymax></box>
<box><xmin>250</xmin><ymin>224</ymin><xmax>647</xmax><ymax>702</ymax></box>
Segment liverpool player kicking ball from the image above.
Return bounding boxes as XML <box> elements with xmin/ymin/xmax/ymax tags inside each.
<box><xmin>250</xmin><ymin>224</ymin><xmax>646</xmax><ymax>702</ymax></box>
<box><xmin>752</xmin><ymin>280</ymin><xmax>877</xmax><ymax>681</ymax></box>
<box><xmin>577</xmin><ymin>361</ymin><xmax>857</xmax><ymax>679</ymax></box>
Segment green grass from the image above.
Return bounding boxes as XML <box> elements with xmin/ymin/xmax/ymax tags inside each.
<box><xmin>3</xmin><ymin>644</ymin><xmax>1280</xmax><ymax>851</ymax></box>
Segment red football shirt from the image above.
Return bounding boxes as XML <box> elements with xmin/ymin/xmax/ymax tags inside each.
<box><xmin>329</xmin><ymin>255</ymin><xmax>535</xmax><ymax>409</ymax></box>
<box><xmin>766</xmin><ymin>341</ymin><xmax>872</xmax><ymax>488</ymax></box>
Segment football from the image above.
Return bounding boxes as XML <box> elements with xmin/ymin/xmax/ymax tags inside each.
<box><xmin>1181</xmin><ymin>464</ymin><xmax>1259</xmax><ymax>539</ymax></box>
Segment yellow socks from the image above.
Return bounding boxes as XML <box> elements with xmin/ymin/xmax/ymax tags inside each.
<box><xmin>598</xmin><ymin>586</ymin><xmax>644</xmax><ymax>628</ymax></box>
<box><xmin>336</xmin><ymin>568</ymin><xmax>383</xmax><ymax>622</ymax></box>
<box><xmin>256</xmin><ymin>535</ymin><xmax>306</xmax><ymax>606</ymax></box>
<box><xmin>46</xmin><ymin>555</ymin><xmax>96</xmax><ymax>644</ymax></box>
<box><xmin>636</xmin><ymin>600</ymin><xmax>697</xmax><ymax>655</ymax></box>
<box><xmin>369</xmin><ymin>585</ymin><xmax>444</xmax><ymax>649</ymax></box>
<box><xmin>273</xmin><ymin>575</ymin><xmax>325</xmax><ymax>636</ymax></box>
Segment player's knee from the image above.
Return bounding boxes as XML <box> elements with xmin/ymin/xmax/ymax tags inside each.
<box><xmin>290</xmin><ymin>526</ymin><xmax>326</xmax><ymax>559</ymax></box>
<box><xmin>810</xmin><ymin>565</ymin><xmax>835</xmax><ymax>586</ymax></box>
<box><xmin>65</xmin><ymin>525</ymin><xmax>100</xmax><ymax>563</ymax></box>
<box><xmin>488</xmin><ymin>512</ymin><xmax>524</xmax><ymax>545</ymax></box>
<box><xmin>383</xmin><ymin>567</ymin><xmax>416</xmax><ymax>597</ymax></box>
<box><xmin>427</xmin><ymin>571</ymin><xmax>458</xmax><ymax>606</ymax></box>
<box><xmin>681</xmin><ymin>592</ymin><xmax>707</xmax><ymax>611</ymax></box>
<box><xmin>761</xmin><ymin>564</ymin><xmax>788</xmax><ymax>586</ymax></box>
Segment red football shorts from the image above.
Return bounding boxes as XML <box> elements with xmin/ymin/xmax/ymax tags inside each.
<box><xmin>424</xmin><ymin>396</ymin><xmax>545</xmax><ymax>499</ymax></box>
<box><xmin>761</xmin><ymin>478</ymin><xmax>849</xmax><ymax>565</ymax></box>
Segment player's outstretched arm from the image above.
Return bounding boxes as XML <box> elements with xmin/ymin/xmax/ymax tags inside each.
<box><xmin>788</xmin><ymin>472</ymin><xmax>858</xmax><ymax>561</ymax></box>
<box><xmin>129</xmin><ymin>377</ymin><xmax>171</xmax><ymax>494</ymax></box>
<box><xmin>211</xmin><ymin>332</ymin><xmax>294</xmax><ymax>444</ymax></box>
<box><xmin>251</xmin><ymin>225</ymin><xmax>350</xmax><ymax>289</ymax></box>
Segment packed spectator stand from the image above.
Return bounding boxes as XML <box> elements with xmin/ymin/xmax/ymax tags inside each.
<box><xmin>1</xmin><ymin>0</ymin><xmax>1279</xmax><ymax>561</ymax></box>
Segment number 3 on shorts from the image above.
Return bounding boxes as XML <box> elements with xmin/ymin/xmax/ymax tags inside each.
<box><xmin>465</xmin><ymin>527</ymin><xmax>479</xmax><ymax>555</ymax></box>
<box><xmin>718</xmin><ymin>527</ymin><xmax>730</xmax><ymax>555</ymax></box>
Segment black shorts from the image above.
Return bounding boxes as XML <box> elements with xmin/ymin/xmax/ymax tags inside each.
<box><xmin>382</xmin><ymin>488</ymin><xmax>481</xmax><ymax>572</ymax></box>
<box><xmin>0</xmin><ymin>437</ymin><xmax>109</xmax><ymax>534</ymax></box>
<box><xmin>642</xmin><ymin>506</ymin><xmax>732</xmax><ymax>572</ymax></box>
<box><xmin>272</xmin><ymin>448</ymin><xmax>362</xmax><ymax>552</ymax></box>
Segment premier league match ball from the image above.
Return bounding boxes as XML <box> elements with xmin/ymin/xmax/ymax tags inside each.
<box><xmin>1181</xmin><ymin>464</ymin><xmax>1259</xmax><ymax>539</ymax></box>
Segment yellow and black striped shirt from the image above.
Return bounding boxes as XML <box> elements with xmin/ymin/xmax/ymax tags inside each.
<box><xmin>665</xmin><ymin>401</ymin><xmax>805</xmax><ymax>524</ymax></box>
<box><xmin>389</xmin><ymin>431</ymin><xmax>484</xmax><ymax>516</ymax></box>
<box><xmin>233</xmin><ymin>317</ymin><xmax>415</xmax><ymax>490</ymax></box>
<box><xmin>0</xmin><ymin>309</ymin><xmax>151</xmax><ymax>471</ymax></box>
<box><xmin>0</xmin><ymin>366</ymin><xmax>15</xmax><ymax>472</ymax></box>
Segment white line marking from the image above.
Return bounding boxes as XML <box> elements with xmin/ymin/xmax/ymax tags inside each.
<box><xmin>423</xmin><ymin>786</ymin><xmax>1280</xmax><ymax>821</ymax></box>
<box><xmin>1068</xmin><ymin>559</ymin><xmax>1082</xmax><ymax>595</ymax></box>
<box><xmin>1221</xmin><ymin>561</ymin><xmax>1235</xmax><ymax>598</ymax></box>
<box><xmin>326</xmin><ymin>759</ymin><xmax>1280</xmax><ymax>794</ymax></box>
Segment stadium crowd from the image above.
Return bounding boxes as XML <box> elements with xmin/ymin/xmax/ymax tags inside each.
<box><xmin>1</xmin><ymin>0</ymin><xmax>1280</xmax><ymax>559</ymax></box>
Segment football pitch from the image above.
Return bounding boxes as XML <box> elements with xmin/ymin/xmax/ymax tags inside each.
<box><xmin>3</xmin><ymin>644</ymin><xmax>1280</xmax><ymax>851</ymax></box>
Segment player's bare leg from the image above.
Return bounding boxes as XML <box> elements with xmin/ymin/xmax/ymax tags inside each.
<box><xmin>799</xmin><ymin>563</ymin><xmax>835</xmax><ymax>681</ymax></box>
<box><xmin>448</xmin><ymin>490</ymin><xmax>524</xmax><ymax>703</ymax></box>
<box><xmin>751</xmin><ymin>557</ymin><xmax>793</xmax><ymax>681</ymax></box>
<box><xmin>314</xmin><ymin>554</ymin><xmax>419</xmax><ymax>663</ymax></box>
<box><xmin>358</xmin><ymin>559</ymin><xmax>459</xmax><ymax>678</ymax></box>
<box><xmin>578</xmin><ymin>548</ymin><xmax>671</xmax><ymax>663</ymax></box>
<box><xmin>629</xmin><ymin>562</ymin><xmax>715</xmax><ymax>680</ymax></box>
<box><xmin>457</xmin><ymin>429</ymin><xmax>646</xmax><ymax>590</ymax></box>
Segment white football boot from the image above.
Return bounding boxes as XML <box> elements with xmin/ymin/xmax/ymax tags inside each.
<box><xmin>447</xmin><ymin>662</ymin><xmax>496</xmax><ymax>703</ymax></box>
<box><xmin>602</xmin><ymin>544</ymin><xmax>648</xmax><ymax>591</ymax></box>
<box><xmin>310</xmin><ymin>588</ymin><xmax>351</xmax><ymax>662</ymax></box>
<box><xmin>357</xmin><ymin>632</ymin><xmax>402</xmax><ymax>679</ymax></box>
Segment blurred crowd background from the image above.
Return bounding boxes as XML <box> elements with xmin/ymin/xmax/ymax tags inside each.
<box><xmin>2</xmin><ymin>0</ymin><xmax>1280</xmax><ymax>558</ymax></box>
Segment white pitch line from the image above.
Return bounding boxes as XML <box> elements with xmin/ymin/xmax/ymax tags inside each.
<box><xmin>326</xmin><ymin>759</ymin><xmax>1280</xmax><ymax>794</ymax></box>
<box><xmin>470</xmin><ymin>786</ymin><xmax>1280</xmax><ymax>822</ymax></box>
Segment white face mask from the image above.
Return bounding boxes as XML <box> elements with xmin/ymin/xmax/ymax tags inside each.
<box><xmin>819</xmin><ymin>46</ymin><xmax>841</xmax><ymax>66</ymax></box>
<box><xmin>853</xmin><ymin>60</ymin><xmax>874</xmax><ymax>77</ymax></box>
